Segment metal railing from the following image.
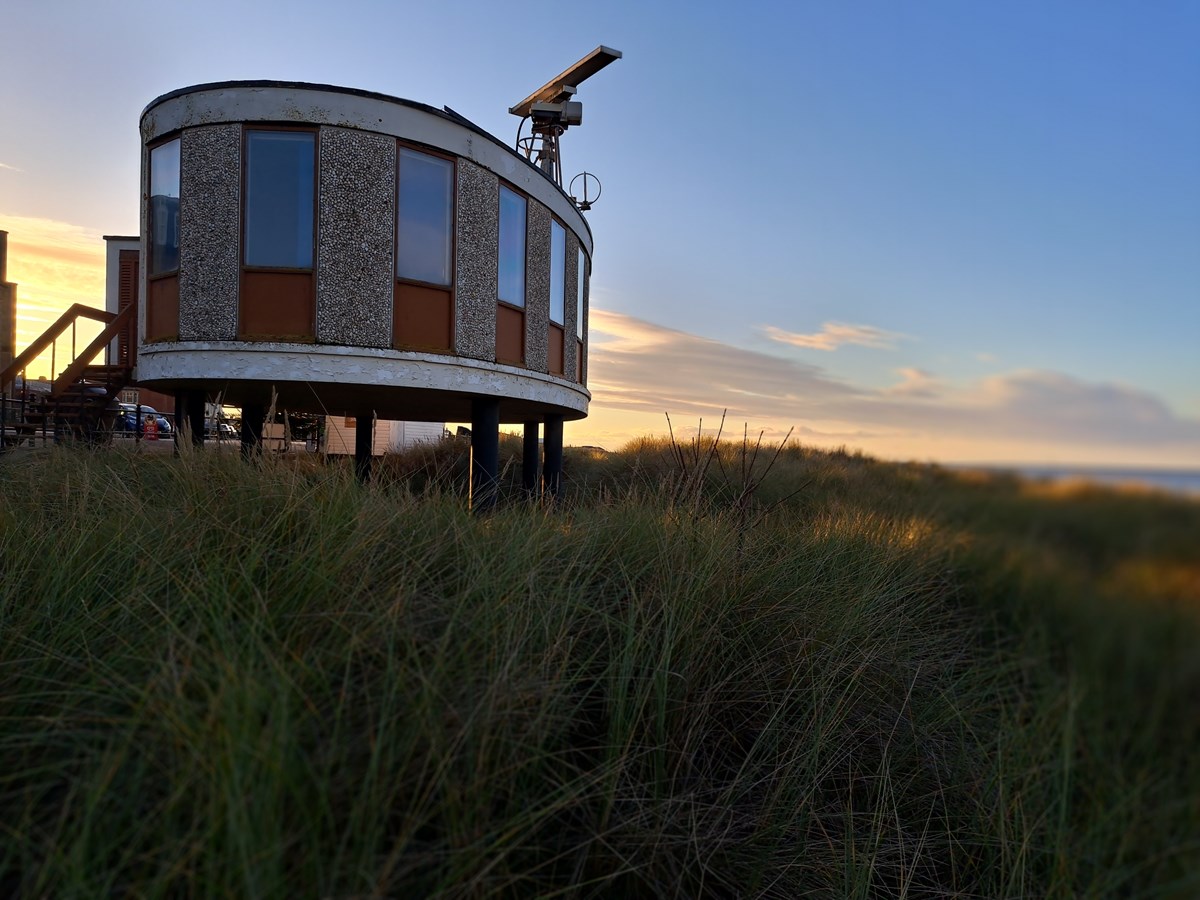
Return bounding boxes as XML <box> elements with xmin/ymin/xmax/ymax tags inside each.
<box><xmin>1</xmin><ymin>304</ymin><xmax>134</xmax><ymax>450</ymax></box>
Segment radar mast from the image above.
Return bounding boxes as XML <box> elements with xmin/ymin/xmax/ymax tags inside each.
<box><xmin>510</xmin><ymin>45</ymin><xmax>621</xmax><ymax>203</ymax></box>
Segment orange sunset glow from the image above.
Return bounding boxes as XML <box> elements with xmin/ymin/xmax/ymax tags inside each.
<box><xmin>4</xmin><ymin>212</ymin><xmax>1199</xmax><ymax>467</ymax></box>
<box><xmin>1</xmin><ymin>215</ymin><xmax>107</xmax><ymax>378</ymax></box>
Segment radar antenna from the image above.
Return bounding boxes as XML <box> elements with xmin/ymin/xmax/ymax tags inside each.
<box><xmin>569</xmin><ymin>171</ymin><xmax>602</xmax><ymax>211</ymax></box>
<box><xmin>510</xmin><ymin>45</ymin><xmax>621</xmax><ymax>193</ymax></box>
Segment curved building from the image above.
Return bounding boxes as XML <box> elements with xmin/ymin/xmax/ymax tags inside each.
<box><xmin>136</xmin><ymin>81</ymin><xmax>595</xmax><ymax>497</ymax></box>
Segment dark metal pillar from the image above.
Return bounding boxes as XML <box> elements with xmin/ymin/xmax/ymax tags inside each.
<box><xmin>470</xmin><ymin>397</ymin><xmax>501</xmax><ymax>512</ymax></box>
<box><xmin>354</xmin><ymin>411</ymin><xmax>374</xmax><ymax>483</ymax></box>
<box><xmin>543</xmin><ymin>414</ymin><xmax>564</xmax><ymax>499</ymax></box>
<box><xmin>522</xmin><ymin>420</ymin><xmax>540</xmax><ymax>500</ymax></box>
<box><xmin>174</xmin><ymin>390</ymin><xmax>205</xmax><ymax>450</ymax></box>
<box><xmin>240</xmin><ymin>402</ymin><xmax>265</xmax><ymax>459</ymax></box>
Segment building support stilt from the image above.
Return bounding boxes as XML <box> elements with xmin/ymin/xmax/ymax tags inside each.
<box><xmin>522</xmin><ymin>420</ymin><xmax>540</xmax><ymax>500</ymax></box>
<box><xmin>174</xmin><ymin>390</ymin><xmax>205</xmax><ymax>451</ymax></box>
<box><xmin>543</xmin><ymin>414</ymin><xmax>563</xmax><ymax>499</ymax></box>
<box><xmin>471</xmin><ymin>397</ymin><xmax>500</xmax><ymax>512</ymax></box>
<box><xmin>354</xmin><ymin>411</ymin><xmax>374</xmax><ymax>483</ymax></box>
<box><xmin>240</xmin><ymin>402</ymin><xmax>265</xmax><ymax>459</ymax></box>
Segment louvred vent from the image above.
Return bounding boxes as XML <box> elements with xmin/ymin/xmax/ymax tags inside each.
<box><xmin>118</xmin><ymin>250</ymin><xmax>139</xmax><ymax>365</ymax></box>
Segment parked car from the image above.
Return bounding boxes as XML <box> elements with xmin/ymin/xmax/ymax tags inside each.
<box><xmin>115</xmin><ymin>403</ymin><xmax>173</xmax><ymax>437</ymax></box>
<box><xmin>204</xmin><ymin>420</ymin><xmax>237</xmax><ymax>440</ymax></box>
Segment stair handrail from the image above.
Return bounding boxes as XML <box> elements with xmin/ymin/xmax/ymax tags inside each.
<box><xmin>0</xmin><ymin>304</ymin><xmax>116</xmax><ymax>393</ymax></box>
<box><xmin>49</xmin><ymin>305</ymin><xmax>135</xmax><ymax>399</ymax></box>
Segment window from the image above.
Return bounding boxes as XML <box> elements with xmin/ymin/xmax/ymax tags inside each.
<box><xmin>244</xmin><ymin>131</ymin><xmax>315</xmax><ymax>268</ymax></box>
<box><xmin>497</xmin><ymin>186</ymin><xmax>526</xmax><ymax>306</ymax></box>
<box><xmin>240</xmin><ymin>129</ymin><xmax>316</xmax><ymax>340</ymax></box>
<box><xmin>577</xmin><ymin>248</ymin><xmax>587</xmax><ymax>340</ymax></box>
<box><xmin>549</xmin><ymin>221</ymin><xmax>566</xmax><ymax>324</ymax></box>
<box><xmin>397</xmin><ymin>148</ymin><xmax>453</xmax><ymax>286</ymax></box>
<box><xmin>146</xmin><ymin>138</ymin><xmax>181</xmax><ymax>341</ymax></box>
<box><xmin>149</xmin><ymin>138</ymin><xmax>180</xmax><ymax>275</ymax></box>
<box><xmin>394</xmin><ymin>146</ymin><xmax>455</xmax><ymax>353</ymax></box>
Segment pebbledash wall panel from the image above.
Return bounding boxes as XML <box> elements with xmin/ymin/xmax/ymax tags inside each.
<box><xmin>178</xmin><ymin>125</ymin><xmax>241</xmax><ymax>341</ymax></box>
<box><xmin>524</xmin><ymin>203</ymin><xmax>552</xmax><ymax>375</ymax></box>
<box><xmin>454</xmin><ymin>159</ymin><xmax>500</xmax><ymax>363</ymax></box>
<box><xmin>316</xmin><ymin>126</ymin><xmax>395</xmax><ymax>348</ymax></box>
<box><xmin>136</xmin><ymin>81</ymin><xmax>593</xmax><ymax>425</ymax></box>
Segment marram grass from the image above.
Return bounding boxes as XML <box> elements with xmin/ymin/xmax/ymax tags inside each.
<box><xmin>1</xmin><ymin>441</ymin><xmax>1197</xmax><ymax>897</ymax></box>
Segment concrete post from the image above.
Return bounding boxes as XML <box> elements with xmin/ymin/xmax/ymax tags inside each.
<box><xmin>522</xmin><ymin>420</ymin><xmax>540</xmax><ymax>499</ymax></box>
<box><xmin>543</xmin><ymin>414</ymin><xmax>564</xmax><ymax>499</ymax></box>
<box><xmin>174</xmin><ymin>389</ymin><xmax>206</xmax><ymax>450</ymax></box>
<box><xmin>471</xmin><ymin>396</ymin><xmax>501</xmax><ymax>512</ymax></box>
<box><xmin>241</xmin><ymin>402</ymin><xmax>265</xmax><ymax>459</ymax></box>
<box><xmin>354</xmin><ymin>411</ymin><xmax>374</xmax><ymax>483</ymax></box>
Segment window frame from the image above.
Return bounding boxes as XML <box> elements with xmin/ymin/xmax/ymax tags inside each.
<box><xmin>240</xmin><ymin>124</ymin><xmax>319</xmax><ymax>274</ymax></box>
<box><xmin>393</xmin><ymin>139</ymin><xmax>458</xmax><ymax>353</ymax></box>
<box><xmin>576</xmin><ymin>247</ymin><xmax>587</xmax><ymax>341</ymax></box>
<box><xmin>145</xmin><ymin>133</ymin><xmax>182</xmax><ymax>342</ymax></box>
<box><xmin>395</xmin><ymin>140</ymin><xmax>457</xmax><ymax>291</ymax></box>
<box><xmin>238</xmin><ymin>124</ymin><xmax>319</xmax><ymax>341</ymax></box>
<box><xmin>496</xmin><ymin>182</ymin><xmax>528</xmax><ymax>311</ymax></box>
<box><xmin>576</xmin><ymin>247</ymin><xmax>588</xmax><ymax>382</ymax></box>
<box><xmin>549</xmin><ymin>217</ymin><xmax>566</xmax><ymax>326</ymax></box>
<box><xmin>147</xmin><ymin>134</ymin><xmax>182</xmax><ymax>282</ymax></box>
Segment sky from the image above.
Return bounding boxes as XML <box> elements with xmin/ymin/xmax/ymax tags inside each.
<box><xmin>1</xmin><ymin>0</ymin><xmax>1198</xmax><ymax>467</ymax></box>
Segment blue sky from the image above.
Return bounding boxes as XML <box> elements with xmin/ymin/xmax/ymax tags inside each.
<box><xmin>1</xmin><ymin>0</ymin><xmax>1197</xmax><ymax>464</ymax></box>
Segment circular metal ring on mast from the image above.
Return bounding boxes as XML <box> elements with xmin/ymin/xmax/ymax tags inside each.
<box><xmin>570</xmin><ymin>171</ymin><xmax>603</xmax><ymax>211</ymax></box>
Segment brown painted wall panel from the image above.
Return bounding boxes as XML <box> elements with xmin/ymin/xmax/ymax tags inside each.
<box><xmin>146</xmin><ymin>275</ymin><xmax>179</xmax><ymax>342</ymax></box>
<box><xmin>240</xmin><ymin>271</ymin><xmax>315</xmax><ymax>340</ymax></box>
<box><xmin>496</xmin><ymin>303</ymin><xmax>524</xmax><ymax>366</ymax></box>
<box><xmin>394</xmin><ymin>282</ymin><xmax>453</xmax><ymax>352</ymax></box>
<box><xmin>549</xmin><ymin>323</ymin><xmax>564</xmax><ymax>376</ymax></box>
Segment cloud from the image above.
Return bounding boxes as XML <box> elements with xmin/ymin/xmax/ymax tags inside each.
<box><xmin>589</xmin><ymin>310</ymin><xmax>862</xmax><ymax>423</ymax></box>
<box><xmin>886</xmin><ymin>367</ymin><xmax>943</xmax><ymax>398</ymax></box>
<box><xmin>762</xmin><ymin>321</ymin><xmax>906</xmax><ymax>351</ymax></box>
<box><xmin>0</xmin><ymin>162</ymin><xmax>22</xmax><ymax>173</ymax></box>
<box><xmin>584</xmin><ymin>310</ymin><xmax>1200</xmax><ymax>465</ymax></box>
<box><xmin>970</xmin><ymin>370</ymin><xmax>1196</xmax><ymax>444</ymax></box>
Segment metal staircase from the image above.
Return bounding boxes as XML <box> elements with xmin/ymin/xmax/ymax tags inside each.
<box><xmin>1</xmin><ymin>304</ymin><xmax>134</xmax><ymax>449</ymax></box>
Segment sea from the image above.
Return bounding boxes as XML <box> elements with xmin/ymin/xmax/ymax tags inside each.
<box><xmin>953</xmin><ymin>465</ymin><xmax>1200</xmax><ymax>499</ymax></box>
